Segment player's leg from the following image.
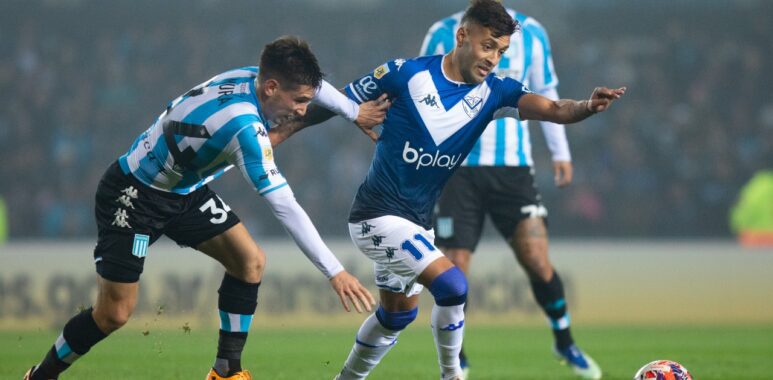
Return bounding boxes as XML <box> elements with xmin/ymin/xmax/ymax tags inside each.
<box><xmin>339</xmin><ymin>216</ymin><xmax>466</xmax><ymax>379</ymax></box>
<box><xmin>27</xmin><ymin>277</ymin><xmax>138</xmax><ymax>380</ymax></box>
<box><xmin>435</xmin><ymin>167</ymin><xmax>486</xmax><ymax>376</ymax></box>
<box><xmin>419</xmin><ymin>256</ymin><xmax>468</xmax><ymax>380</ymax></box>
<box><xmin>165</xmin><ymin>189</ymin><xmax>258</xmax><ymax>379</ymax></box>
<box><xmin>27</xmin><ymin>162</ymin><xmax>158</xmax><ymax>379</ymax></box>
<box><xmin>490</xmin><ymin>167</ymin><xmax>600</xmax><ymax>379</ymax></box>
<box><xmin>337</xmin><ymin>290</ymin><xmax>419</xmax><ymax>379</ymax></box>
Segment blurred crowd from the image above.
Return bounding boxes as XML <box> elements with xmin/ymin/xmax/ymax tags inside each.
<box><xmin>1</xmin><ymin>0</ymin><xmax>771</xmax><ymax>239</ymax></box>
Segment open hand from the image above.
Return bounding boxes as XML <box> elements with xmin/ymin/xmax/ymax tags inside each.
<box><xmin>329</xmin><ymin>270</ymin><xmax>376</xmax><ymax>313</ymax></box>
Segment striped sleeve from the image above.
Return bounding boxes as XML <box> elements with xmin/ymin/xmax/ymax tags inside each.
<box><xmin>229</xmin><ymin>121</ymin><xmax>287</xmax><ymax>195</ymax></box>
<box><xmin>420</xmin><ymin>18</ymin><xmax>457</xmax><ymax>56</ymax></box>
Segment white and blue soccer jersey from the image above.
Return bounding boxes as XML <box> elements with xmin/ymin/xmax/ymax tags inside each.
<box><xmin>345</xmin><ymin>56</ymin><xmax>530</xmax><ymax>228</ymax></box>
<box><xmin>118</xmin><ymin>66</ymin><xmax>287</xmax><ymax>196</ymax></box>
<box><xmin>420</xmin><ymin>9</ymin><xmax>570</xmax><ymax>167</ymax></box>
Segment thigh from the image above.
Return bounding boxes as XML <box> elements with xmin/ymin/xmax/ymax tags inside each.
<box><xmin>195</xmin><ymin>222</ymin><xmax>265</xmax><ymax>282</ymax></box>
<box><xmin>434</xmin><ymin>167</ymin><xmax>486</xmax><ymax>251</ymax></box>
<box><xmin>486</xmin><ymin>167</ymin><xmax>549</xmax><ymax>240</ymax></box>
<box><xmin>164</xmin><ymin>187</ymin><xmax>241</xmax><ymax>249</ymax></box>
<box><xmin>93</xmin><ymin>163</ymin><xmax>178</xmax><ymax>283</ymax></box>
<box><xmin>349</xmin><ymin>215</ymin><xmax>445</xmax><ymax>297</ymax></box>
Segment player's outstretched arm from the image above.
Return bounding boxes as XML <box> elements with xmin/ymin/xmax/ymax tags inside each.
<box><xmin>269</xmin><ymin>94</ymin><xmax>389</xmax><ymax>146</ymax></box>
<box><xmin>330</xmin><ymin>271</ymin><xmax>377</xmax><ymax>313</ymax></box>
<box><xmin>518</xmin><ymin>86</ymin><xmax>626</xmax><ymax>124</ymax></box>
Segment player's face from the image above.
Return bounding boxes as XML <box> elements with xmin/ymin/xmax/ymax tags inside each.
<box><xmin>456</xmin><ymin>22</ymin><xmax>510</xmax><ymax>84</ymax></box>
<box><xmin>261</xmin><ymin>79</ymin><xmax>316</xmax><ymax>123</ymax></box>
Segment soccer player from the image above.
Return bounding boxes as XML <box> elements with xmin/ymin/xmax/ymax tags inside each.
<box><xmin>23</xmin><ymin>36</ymin><xmax>385</xmax><ymax>380</ymax></box>
<box><xmin>270</xmin><ymin>1</ymin><xmax>624</xmax><ymax>378</ymax></box>
<box><xmin>421</xmin><ymin>2</ymin><xmax>602</xmax><ymax>378</ymax></box>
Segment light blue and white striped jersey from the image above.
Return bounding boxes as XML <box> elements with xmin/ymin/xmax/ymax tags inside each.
<box><xmin>420</xmin><ymin>9</ymin><xmax>570</xmax><ymax>167</ymax></box>
<box><xmin>118</xmin><ymin>66</ymin><xmax>287</xmax><ymax>196</ymax></box>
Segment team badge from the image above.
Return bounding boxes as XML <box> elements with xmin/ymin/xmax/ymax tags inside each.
<box><xmin>436</xmin><ymin>217</ymin><xmax>454</xmax><ymax>239</ymax></box>
<box><xmin>462</xmin><ymin>95</ymin><xmax>482</xmax><ymax>118</ymax></box>
<box><xmin>132</xmin><ymin>234</ymin><xmax>150</xmax><ymax>258</ymax></box>
<box><xmin>263</xmin><ymin>147</ymin><xmax>273</xmax><ymax>161</ymax></box>
<box><xmin>373</xmin><ymin>64</ymin><xmax>390</xmax><ymax>79</ymax></box>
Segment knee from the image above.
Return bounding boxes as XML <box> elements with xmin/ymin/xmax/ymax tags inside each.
<box><xmin>236</xmin><ymin>248</ymin><xmax>266</xmax><ymax>283</ymax></box>
<box><xmin>376</xmin><ymin>306</ymin><xmax>418</xmax><ymax>331</ymax></box>
<box><xmin>428</xmin><ymin>266</ymin><xmax>468</xmax><ymax>306</ymax></box>
<box><xmin>93</xmin><ymin>304</ymin><xmax>132</xmax><ymax>333</ymax></box>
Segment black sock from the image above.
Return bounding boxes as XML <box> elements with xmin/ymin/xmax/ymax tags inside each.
<box><xmin>214</xmin><ymin>274</ymin><xmax>260</xmax><ymax>376</ymax></box>
<box><xmin>530</xmin><ymin>271</ymin><xmax>574</xmax><ymax>349</ymax></box>
<box><xmin>33</xmin><ymin>307</ymin><xmax>107</xmax><ymax>380</ymax></box>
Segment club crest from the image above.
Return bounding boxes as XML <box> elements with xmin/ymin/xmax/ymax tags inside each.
<box><xmin>462</xmin><ymin>95</ymin><xmax>482</xmax><ymax>118</ymax></box>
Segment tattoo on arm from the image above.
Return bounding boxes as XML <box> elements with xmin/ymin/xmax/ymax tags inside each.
<box><xmin>554</xmin><ymin>99</ymin><xmax>593</xmax><ymax>124</ymax></box>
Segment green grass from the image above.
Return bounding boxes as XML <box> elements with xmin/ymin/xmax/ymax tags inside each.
<box><xmin>3</xmin><ymin>324</ymin><xmax>773</xmax><ymax>379</ymax></box>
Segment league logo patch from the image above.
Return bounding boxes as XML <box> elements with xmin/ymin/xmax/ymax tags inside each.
<box><xmin>462</xmin><ymin>95</ymin><xmax>482</xmax><ymax>118</ymax></box>
<box><xmin>373</xmin><ymin>64</ymin><xmax>390</xmax><ymax>79</ymax></box>
<box><xmin>263</xmin><ymin>147</ymin><xmax>273</xmax><ymax>161</ymax></box>
<box><xmin>436</xmin><ymin>217</ymin><xmax>454</xmax><ymax>239</ymax></box>
<box><xmin>132</xmin><ymin>234</ymin><xmax>150</xmax><ymax>258</ymax></box>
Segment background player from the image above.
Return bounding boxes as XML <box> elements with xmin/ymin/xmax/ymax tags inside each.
<box><xmin>421</xmin><ymin>2</ymin><xmax>601</xmax><ymax>378</ymax></box>
<box><xmin>23</xmin><ymin>36</ymin><xmax>384</xmax><ymax>380</ymax></box>
<box><xmin>271</xmin><ymin>1</ymin><xmax>624</xmax><ymax>378</ymax></box>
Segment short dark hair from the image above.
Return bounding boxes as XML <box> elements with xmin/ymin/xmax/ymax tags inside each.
<box><xmin>462</xmin><ymin>0</ymin><xmax>519</xmax><ymax>38</ymax></box>
<box><xmin>258</xmin><ymin>36</ymin><xmax>323</xmax><ymax>89</ymax></box>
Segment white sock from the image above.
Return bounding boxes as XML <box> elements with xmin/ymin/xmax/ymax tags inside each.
<box><xmin>338</xmin><ymin>313</ymin><xmax>401</xmax><ymax>379</ymax></box>
<box><xmin>431</xmin><ymin>303</ymin><xmax>465</xmax><ymax>378</ymax></box>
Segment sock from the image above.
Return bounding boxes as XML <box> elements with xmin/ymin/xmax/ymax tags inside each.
<box><xmin>338</xmin><ymin>307</ymin><xmax>416</xmax><ymax>379</ymax></box>
<box><xmin>531</xmin><ymin>271</ymin><xmax>574</xmax><ymax>349</ymax></box>
<box><xmin>32</xmin><ymin>307</ymin><xmax>107</xmax><ymax>380</ymax></box>
<box><xmin>431</xmin><ymin>304</ymin><xmax>465</xmax><ymax>378</ymax></box>
<box><xmin>214</xmin><ymin>273</ymin><xmax>260</xmax><ymax>376</ymax></box>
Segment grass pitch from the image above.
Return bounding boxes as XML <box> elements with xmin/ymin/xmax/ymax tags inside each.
<box><xmin>2</xmin><ymin>324</ymin><xmax>772</xmax><ymax>379</ymax></box>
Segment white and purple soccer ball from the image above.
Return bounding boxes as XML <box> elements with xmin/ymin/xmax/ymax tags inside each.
<box><xmin>633</xmin><ymin>360</ymin><xmax>693</xmax><ymax>380</ymax></box>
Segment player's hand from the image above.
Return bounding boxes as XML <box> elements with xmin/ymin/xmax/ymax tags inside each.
<box><xmin>587</xmin><ymin>86</ymin><xmax>626</xmax><ymax>113</ymax></box>
<box><xmin>553</xmin><ymin>160</ymin><xmax>573</xmax><ymax>187</ymax></box>
<box><xmin>329</xmin><ymin>270</ymin><xmax>376</xmax><ymax>313</ymax></box>
<box><xmin>355</xmin><ymin>94</ymin><xmax>391</xmax><ymax>142</ymax></box>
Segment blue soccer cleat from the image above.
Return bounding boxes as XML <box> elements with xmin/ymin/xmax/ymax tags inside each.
<box><xmin>553</xmin><ymin>344</ymin><xmax>602</xmax><ymax>379</ymax></box>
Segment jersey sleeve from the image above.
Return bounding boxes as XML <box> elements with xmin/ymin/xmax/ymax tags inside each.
<box><xmin>500</xmin><ymin>77</ymin><xmax>533</xmax><ymax>108</ymax></box>
<box><xmin>524</xmin><ymin>20</ymin><xmax>559</xmax><ymax>92</ymax></box>
<box><xmin>228</xmin><ymin>121</ymin><xmax>288</xmax><ymax>195</ymax></box>
<box><xmin>344</xmin><ymin>59</ymin><xmax>403</xmax><ymax>104</ymax></box>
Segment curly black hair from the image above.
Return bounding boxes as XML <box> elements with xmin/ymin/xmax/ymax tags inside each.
<box><xmin>258</xmin><ymin>36</ymin><xmax>323</xmax><ymax>89</ymax></box>
<box><xmin>462</xmin><ymin>0</ymin><xmax>519</xmax><ymax>38</ymax></box>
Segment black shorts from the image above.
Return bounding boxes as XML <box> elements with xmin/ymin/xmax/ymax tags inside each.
<box><xmin>93</xmin><ymin>162</ymin><xmax>240</xmax><ymax>283</ymax></box>
<box><xmin>434</xmin><ymin>166</ymin><xmax>547</xmax><ymax>251</ymax></box>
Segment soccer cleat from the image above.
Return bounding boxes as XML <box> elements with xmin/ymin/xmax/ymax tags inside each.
<box><xmin>206</xmin><ymin>368</ymin><xmax>252</xmax><ymax>380</ymax></box>
<box><xmin>459</xmin><ymin>354</ymin><xmax>470</xmax><ymax>379</ymax></box>
<box><xmin>553</xmin><ymin>344</ymin><xmax>602</xmax><ymax>379</ymax></box>
<box><xmin>22</xmin><ymin>366</ymin><xmax>51</xmax><ymax>380</ymax></box>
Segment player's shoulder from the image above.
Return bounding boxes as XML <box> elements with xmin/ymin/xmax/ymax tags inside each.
<box><xmin>373</xmin><ymin>56</ymin><xmax>432</xmax><ymax>79</ymax></box>
<box><xmin>428</xmin><ymin>11</ymin><xmax>464</xmax><ymax>34</ymax></box>
<box><xmin>487</xmin><ymin>73</ymin><xmax>531</xmax><ymax>93</ymax></box>
<box><xmin>513</xmin><ymin>10</ymin><xmax>549</xmax><ymax>37</ymax></box>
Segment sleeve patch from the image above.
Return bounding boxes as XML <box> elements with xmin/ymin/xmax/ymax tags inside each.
<box><xmin>373</xmin><ymin>64</ymin><xmax>390</xmax><ymax>79</ymax></box>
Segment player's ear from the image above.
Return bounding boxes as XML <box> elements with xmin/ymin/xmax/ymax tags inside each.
<box><xmin>456</xmin><ymin>25</ymin><xmax>467</xmax><ymax>48</ymax></box>
<box><xmin>263</xmin><ymin>79</ymin><xmax>279</xmax><ymax>96</ymax></box>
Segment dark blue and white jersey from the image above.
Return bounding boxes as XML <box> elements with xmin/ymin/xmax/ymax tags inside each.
<box><xmin>118</xmin><ymin>66</ymin><xmax>286</xmax><ymax>195</ymax></box>
<box><xmin>345</xmin><ymin>56</ymin><xmax>530</xmax><ymax>228</ymax></box>
<box><xmin>420</xmin><ymin>9</ymin><xmax>570</xmax><ymax>167</ymax></box>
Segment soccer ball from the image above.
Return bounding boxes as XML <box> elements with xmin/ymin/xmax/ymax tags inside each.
<box><xmin>633</xmin><ymin>360</ymin><xmax>692</xmax><ymax>380</ymax></box>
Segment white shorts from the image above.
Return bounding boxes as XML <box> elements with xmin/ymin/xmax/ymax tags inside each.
<box><xmin>348</xmin><ymin>215</ymin><xmax>445</xmax><ymax>297</ymax></box>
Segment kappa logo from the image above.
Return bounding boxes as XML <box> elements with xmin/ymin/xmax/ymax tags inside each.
<box><xmin>462</xmin><ymin>95</ymin><xmax>482</xmax><ymax>118</ymax></box>
<box><xmin>394</xmin><ymin>58</ymin><xmax>405</xmax><ymax>71</ymax></box>
<box><xmin>419</xmin><ymin>94</ymin><xmax>439</xmax><ymax>108</ymax></box>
